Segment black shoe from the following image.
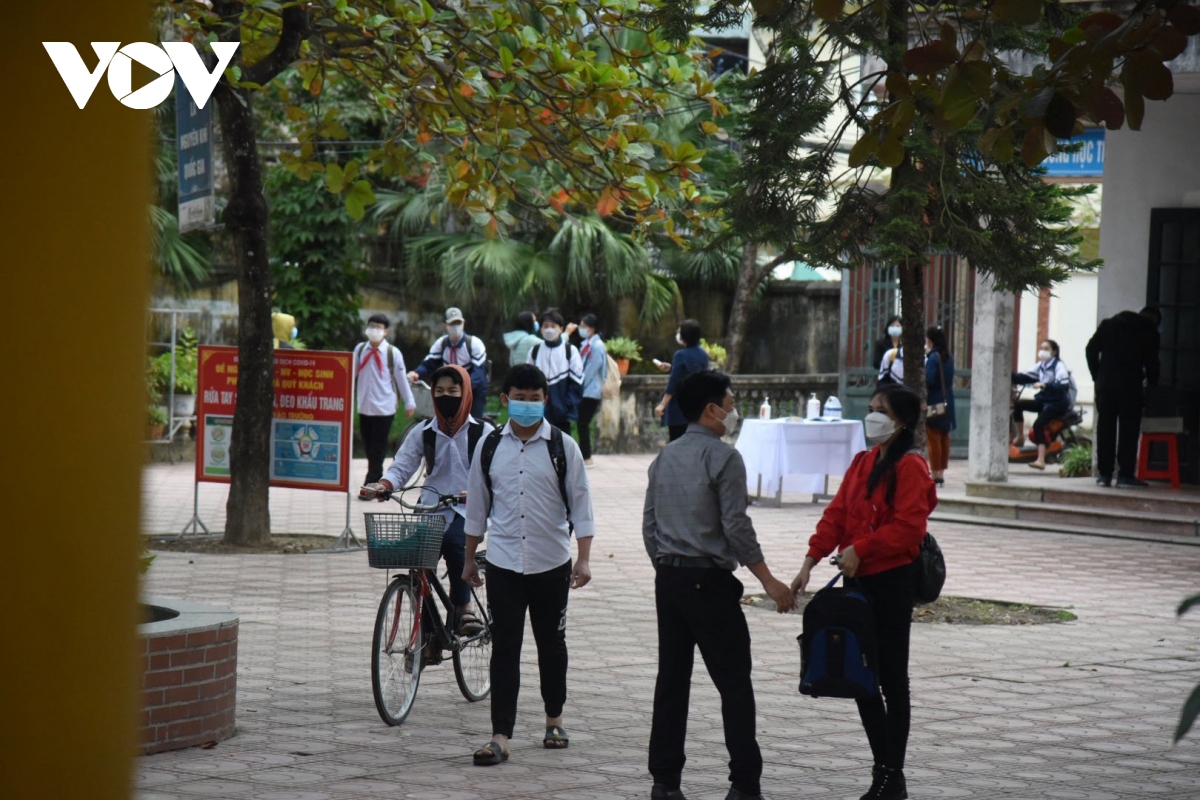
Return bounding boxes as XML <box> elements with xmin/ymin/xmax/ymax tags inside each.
<box><xmin>861</xmin><ymin>766</ymin><xmax>907</xmax><ymax>800</ymax></box>
<box><xmin>1116</xmin><ymin>475</ymin><xmax>1149</xmax><ymax>488</ymax></box>
<box><xmin>651</xmin><ymin>784</ymin><xmax>688</xmax><ymax>800</ymax></box>
<box><xmin>724</xmin><ymin>789</ymin><xmax>766</xmax><ymax>800</ymax></box>
<box><xmin>1096</xmin><ymin>475</ymin><xmax>1112</xmax><ymax>487</ymax></box>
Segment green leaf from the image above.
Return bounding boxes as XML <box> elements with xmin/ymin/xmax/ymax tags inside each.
<box><xmin>814</xmin><ymin>0</ymin><xmax>844</xmax><ymax>22</ymax></box>
<box><xmin>325</xmin><ymin>163</ymin><xmax>345</xmax><ymax>194</ymax></box>
<box><xmin>499</xmin><ymin>45</ymin><xmax>514</xmax><ymax>73</ymax></box>
<box><xmin>1175</xmin><ymin>683</ymin><xmax>1200</xmax><ymax>742</ymax></box>
<box><xmin>847</xmin><ymin>134</ymin><xmax>877</xmax><ymax>168</ymax></box>
<box><xmin>877</xmin><ymin>138</ymin><xmax>905</xmax><ymax>168</ymax></box>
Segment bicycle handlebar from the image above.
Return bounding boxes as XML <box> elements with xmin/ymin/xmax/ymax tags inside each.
<box><xmin>364</xmin><ymin>484</ymin><xmax>464</xmax><ymax>513</ymax></box>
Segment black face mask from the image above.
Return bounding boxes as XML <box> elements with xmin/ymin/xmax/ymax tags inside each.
<box><xmin>434</xmin><ymin>394</ymin><xmax>463</xmax><ymax>419</ymax></box>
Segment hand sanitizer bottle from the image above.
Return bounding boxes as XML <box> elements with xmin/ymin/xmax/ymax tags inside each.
<box><xmin>760</xmin><ymin>395</ymin><xmax>771</xmax><ymax>420</ymax></box>
<box><xmin>806</xmin><ymin>392</ymin><xmax>820</xmax><ymax>420</ymax></box>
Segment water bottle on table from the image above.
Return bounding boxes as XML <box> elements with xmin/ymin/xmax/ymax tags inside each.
<box><xmin>822</xmin><ymin>395</ymin><xmax>842</xmax><ymax>420</ymax></box>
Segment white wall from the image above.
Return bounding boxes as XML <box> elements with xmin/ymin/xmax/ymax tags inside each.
<box><xmin>1097</xmin><ymin>94</ymin><xmax>1200</xmax><ymax>320</ymax></box>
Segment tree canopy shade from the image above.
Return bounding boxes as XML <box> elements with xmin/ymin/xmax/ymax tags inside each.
<box><xmin>164</xmin><ymin>0</ymin><xmax>724</xmax><ymax>543</ymax></box>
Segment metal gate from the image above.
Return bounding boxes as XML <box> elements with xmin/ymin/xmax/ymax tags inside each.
<box><xmin>837</xmin><ymin>255</ymin><xmax>975</xmax><ymax>454</ymax></box>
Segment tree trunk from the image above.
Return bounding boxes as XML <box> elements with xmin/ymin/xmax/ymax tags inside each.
<box><xmin>723</xmin><ymin>241</ymin><xmax>761</xmax><ymax>374</ymax></box>
<box><xmin>215</xmin><ymin>82</ymin><xmax>274</xmax><ymax>546</ymax></box>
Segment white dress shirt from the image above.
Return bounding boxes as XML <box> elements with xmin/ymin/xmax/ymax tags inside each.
<box><xmin>355</xmin><ymin>341</ymin><xmax>416</xmax><ymax>417</ymax></box>
<box><xmin>383</xmin><ymin>417</ymin><xmax>493</xmax><ymax>521</ymax></box>
<box><xmin>465</xmin><ymin>421</ymin><xmax>595</xmax><ymax>575</ymax></box>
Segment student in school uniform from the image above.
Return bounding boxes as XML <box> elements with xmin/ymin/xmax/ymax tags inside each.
<box><xmin>572</xmin><ymin>313</ymin><xmax>608</xmax><ymax>467</ymax></box>
<box><xmin>361</xmin><ymin>364</ymin><xmax>490</xmax><ymax>633</ymax></box>
<box><xmin>354</xmin><ymin>314</ymin><xmax>416</xmax><ymax>494</ymax></box>
<box><xmin>410</xmin><ymin>307</ymin><xmax>490</xmax><ymax>420</ymax></box>
<box><xmin>527</xmin><ymin>308</ymin><xmax>584</xmax><ymax>431</ymax></box>
<box><xmin>462</xmin><ymin>364</ymin><xmax>595</xmax><ymax>766</ymax></box>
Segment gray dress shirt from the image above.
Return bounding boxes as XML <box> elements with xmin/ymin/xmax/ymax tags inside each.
<box><xmin>642</xmin><ymin>424</ymin><xmax>765</xmax><ymax>571</ymax></box>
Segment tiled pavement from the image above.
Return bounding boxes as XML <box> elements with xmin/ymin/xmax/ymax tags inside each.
<box><xmin>139</xmin><ymin>456</ymin><xmax>1200</xmax><ymax>799</ymax></box>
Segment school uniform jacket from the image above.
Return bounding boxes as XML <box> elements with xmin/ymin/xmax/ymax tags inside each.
<box><xmin>528</xmin><ymin>338</ymin><xmax>584</xmax><ymax>422</ymax></box>
<box><xmin>807</xmin><ymin>448</ymin><xmax>936</xmax><ymax>577</ymax></box>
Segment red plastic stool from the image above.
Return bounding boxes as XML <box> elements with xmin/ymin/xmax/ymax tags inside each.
<box><xmin>1137</xmin><ymin>432</ymin><xmax>1181</xmax><ymax>489</ymax></box>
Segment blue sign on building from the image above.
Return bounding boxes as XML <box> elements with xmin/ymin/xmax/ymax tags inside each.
<box><xmin>1043</xmin><ymin>127</ymin><xmax>1105</xmax><ymax>178</ymax></box>
<box><xmin>176</xmin><ymin>72</ymin><xmax>214</xmax><ymax>232</ymax></box>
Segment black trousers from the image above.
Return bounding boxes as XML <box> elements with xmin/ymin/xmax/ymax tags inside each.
<box><xmin>649</xmin><ymin>566</ymin><xmax>762</xmax><ymax>795</ymax></box>
<box><xmin>854</xmin><ymin>562</ymin><xmax>916</xmax><ymax>771</ymax></box>
<box><xmin>1013</xmin><ymin>398</ymin><xmax>1070</xmax><ymax>444</ymax></box>
<box><xmin>1095</xmin><ymin>387</ymin><xmax>1143</xmax><ymax>479</ymax></box>
<box><xmin>667</xmin><ymin>424</ymin><xmax>688</xmax><ymax>443</ymax></box>
<box><xmin>577</xmin><ymin>398</ymin><xmax>601</xmax><ymax>459</ymax></box>
<box><xmin>485</xmin><ymin>559</ymin><xmax>572</xmax><ymax>739</ymax></box>
<box><xmin>359</xmin><ymin>413</ymin><xmax>394</xmax><ymax>484</ymax></box>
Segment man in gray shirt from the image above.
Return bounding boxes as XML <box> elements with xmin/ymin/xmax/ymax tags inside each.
<box><xmin>642</xmin><ymin>370</ymin><xmax>795</xmax><ymax>800</ymax></box>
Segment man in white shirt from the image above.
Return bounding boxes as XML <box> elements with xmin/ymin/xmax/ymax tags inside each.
<box><xmin>410</xmin><ymin>307</ymin><xmax>490</xmax><ymax>420</ymax></box>
<box><xmin>362</xmin><ymin>364</ymin><xmax>491</xmax><ymax>633</ymax></box>
<box><xmin>355</xmin><ymin>314</ymin><xmax>416</xmax><ymax>495</ymax></box>
<box><xmin>462</xmin><ymin>364</ymin><xmax>595</xmax><ymax>766</ymax></box>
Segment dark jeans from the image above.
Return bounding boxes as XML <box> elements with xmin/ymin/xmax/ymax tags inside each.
<box><xmin>470</xmin><ymin>391</ymin><xmax>487</xmax><ymax>421</ymax></box>
<box><xmin>854</xmin><ymin>562</ymin><xmax>916</xmax><ymax>771</ymax></box>
<box><xmin>1013</xmin><ymin>398</ymin><xmax>1070</xmax><ymax>444</ymax></box>
<box><xmin>486</xmin><ymin>559</ymin><xmax>572</xmax><ymax>739</ymax></box>
<box><xmin>440</xmin><ymin>515</ymin><xmax>470</xmax><ymax>606</ymax></box>
<box><xmin>359</xmin><ymin>413</ymin><xmax>395</xmax><ymax>484</ymax></box>
<box><xmin>1095</xmin><ymin>387</ymin><xmax>1143</xmax><ymax>479</ymax></box>
<box><xmin>649</xmin><ymin>566</ymin><xmax>762</xmax><ymax>795</ymax></box>
<box><xmin>577</xmin><ymin>398</ymin><xmax>601</xmax><ymax>459</ymax></box>
<box><xmin>668</xmin><ymin>424</ymin><xmax>688</xmax><ymax>443</ymax></box>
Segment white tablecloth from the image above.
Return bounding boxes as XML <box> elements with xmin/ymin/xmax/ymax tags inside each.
<box><xmin>734</xmin><ymin>418</ymin><xmax>868</xmax><ymax>496</ymax></box>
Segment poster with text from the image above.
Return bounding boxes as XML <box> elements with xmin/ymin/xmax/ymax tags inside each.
<box><xmin>195</xmin><ymin>346</ymin><xmax>353</xmax><ymax>491</ymax></box>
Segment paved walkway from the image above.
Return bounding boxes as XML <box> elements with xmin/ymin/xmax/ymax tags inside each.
<box><xmin>139</xmin><ymin>456</ymin><xmax>1200</xmax><ymax>799</ymax></box>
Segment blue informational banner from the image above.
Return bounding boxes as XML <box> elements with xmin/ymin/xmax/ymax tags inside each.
<box><xmin>176</xmin><ymin>70</ymin><xmax>214</xmax><ymax>232</ymax></box>
<box><xmin>1043</xmin><ymin>128</ymin><xmax>1105</xmax><ymax>178</ymax></box>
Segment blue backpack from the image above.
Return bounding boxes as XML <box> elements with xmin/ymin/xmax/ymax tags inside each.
<box><xmin>798</xmin><ymin>573</ymin><xmax>880</xmax><ymax>699</ymax></box>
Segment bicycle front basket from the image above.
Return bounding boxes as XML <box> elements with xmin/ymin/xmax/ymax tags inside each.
<box><xmin>364</xmin><ymin>513</ymin><xmax>446</xmax><ymax>569</ymax></box>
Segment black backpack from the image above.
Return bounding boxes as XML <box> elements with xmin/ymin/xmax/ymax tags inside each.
<box><xmin>422</xmin><ymin>420</ymin><xmax>485</xmax><ymax>477</ymax></box>
<box><xmin>479</xmin><ymin>425</ymin><xmax>572</xmax><ymax>534</ymax></box>
<box><xmin>798</xmin><ymin>573</ymin><xmax>880</xmax><ymax>699</ymax></box>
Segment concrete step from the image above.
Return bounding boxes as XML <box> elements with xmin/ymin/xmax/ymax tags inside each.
<box><xmin>934</xmin><ymin>495</ymin><xmax>1200</xmax><ymax>541</ymax></box>
<box><xmin>928</xmin><ymin>511</ymin><xmax>1200</xmax><ymax>546</ymax></box>
<box><xmin>965</xmin><ymin>479</ymin><xmax>1200</xmax><ymax>518</ymax></box>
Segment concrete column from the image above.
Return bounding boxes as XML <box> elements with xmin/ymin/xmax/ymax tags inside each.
<box><xmin>968</xmin><ymin>272</ymin><xmax>1016</xmax><ymax>482</ymax></box>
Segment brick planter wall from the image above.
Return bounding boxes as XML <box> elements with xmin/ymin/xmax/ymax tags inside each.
<box><xmin>139</xmin><ymin>599</ymin><xmax>239</xmax><ymax>755</ymax></box>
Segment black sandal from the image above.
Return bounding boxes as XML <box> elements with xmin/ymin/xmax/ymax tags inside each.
<box><xmin>543</xmin><ymin>725</ymin><xmax>570</xmax><ymax>749</ymax></box>
<box><xmin>458</xmin><ymin>611</ymin><xmax>485</xmax><ymax>636</ymax></box>
<box><xmin>473</xmin><ymin>741</ymin><xmax>508</xmax><ymax>766</ymax></box>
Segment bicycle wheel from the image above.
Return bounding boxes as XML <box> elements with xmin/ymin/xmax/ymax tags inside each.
<box><xmin>453</xmin><ymin>585</ymin><xmax>492</xmax><ymax>702</ymax></box>
<box><xmin>371</xmin><ymin>576</ymin><xmax>423</xmax><ymax>725</ymax></box>
<box><xmin>396</xmin><ymin>419</ymin><xmax>427</xmax><ymax>489</ymax></box>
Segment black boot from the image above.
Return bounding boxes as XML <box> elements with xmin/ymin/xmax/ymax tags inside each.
<box><xmin>860</xmin><ymin>766</ymin><xmax>907</xmax><ymax>800</ymax></box>
<box><xmin>651</xmin><ymin>783</ymin><xmax>688</xmax><ymax>800</ymax></box>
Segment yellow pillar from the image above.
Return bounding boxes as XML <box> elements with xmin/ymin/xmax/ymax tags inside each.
<box><xmin>2</xmin><ymin>7</ymin><xmax>150</xmax><ymax>798</ymax></box>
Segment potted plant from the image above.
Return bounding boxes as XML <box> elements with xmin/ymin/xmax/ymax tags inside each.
<box><xmin>700</xmin><ymin>338</ymin><xmax>727</xmax><ymax>370</ymax></box>
<box><xmin>146</xmin><ymin>404</ymin><xmax>169</xmax><ymax>441</ymax></box>
<box><xmin>1058</xmin><ymin>444</ymin><xmax>1093</xmax><ymax>478</ymax></box>
<box><xmin>151</xmin><ymin>327</ymin><xmax>199</xmax><ymax>417</ymax></box>
<box><xmin>605</xmin><ymin>336</ymin><xmax>642</xmax><ymax>376</ymax></box>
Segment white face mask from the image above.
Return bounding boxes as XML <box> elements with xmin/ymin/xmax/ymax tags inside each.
<box><xmin>887</xmin><ymin>325</ymin><xmax>902</xmax><ymax>338</ymax></box>
<box><xmin>543</xmin><ymin>327</ymin><xmax>561</xmax><ymax>342</ymax></box>
<box><xmin>447</xmin><ymin>323</ymin><xmax>464</xmax><ymax>340</ymax></box>
<box><xmin>714</xmin><ymin>404</ymin><xmax>740</xmax><ymax>436</ymax></box>
<box><xmin>676</xmin><ymin>332</ymin><xmax>685</xmax><ymax>346</ymax></box>
<box><xmin>366</xmin><ymin>327</ymin><xmax>385</xmax><ymax>344</ymax></box>
<box><xmin>1038</xmin><ymin>349</ymin><xmax>1052</xmax><ymax>362</ymax></box>
<box><xmin>864</xmin><ymin>411</ymin><xmax>897</xmax><ymax>445</ymax></box>
<box><xmin>579</xmin><ymin>326</ymin><xmax>592</xmax><ymax>339</ymax></box>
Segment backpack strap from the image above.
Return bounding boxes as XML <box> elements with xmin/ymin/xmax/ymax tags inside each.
<box><xmin>466</xmin><ymin>420</ymin><xmax>484</xmax><ymax>466</ymax></box>
<box><xmin>531</xmin><ymin>343</ymin><xmax>541</xmax><ymax>363</ymax></box>
<box><xmin>423</xmin><ymin>424</ymin><xmax>437</xmax><ymax>477</ymax></box>
<box><xmin>480</xmin><ymin>425</ymin><xmax>573</xmax><ymax>535</ymax></box>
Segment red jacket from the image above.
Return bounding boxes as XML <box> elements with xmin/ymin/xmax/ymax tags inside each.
<box><xmin>807</xmin><ymin>447</ymin><xmax>937</xmax><ymax>577</ymax></box>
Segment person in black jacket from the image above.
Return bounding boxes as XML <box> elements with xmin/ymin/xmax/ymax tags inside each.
<box><xmin>1085</xmin><ymin>307</ymin><xmax>1161</xmax><ymax>488</ymax></box>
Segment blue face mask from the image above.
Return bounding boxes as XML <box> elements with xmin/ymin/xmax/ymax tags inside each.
<box><xmin>507</xmin><ymin>399</ymin><xmax>545</xmax><ymax>427</ymax></box>
<box><xmin>291</xmin><ymin>327</ymin><xmax>298</xmax><ymax>340</ymax></box>
<box><xmin>533</xmin><ymin>320</ymin><xmax>540</xmax><ymax>333</ymax></box>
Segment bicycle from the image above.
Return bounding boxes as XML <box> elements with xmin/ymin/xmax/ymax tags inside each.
<box><xmin>364</xmin><ymin>486</ymin><xmax>492</xmax><ymax>726</ymax></box>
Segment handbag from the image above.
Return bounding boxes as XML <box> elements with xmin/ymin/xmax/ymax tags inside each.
<box><xmin>913</xmin><ymin>532</ymin><xmax>946</xmax><ymax>605</ymax></box>
<box><xmin>926</xmin><ymin>353</ymin><xmax>948</xmax><ymax>419</ymax></box>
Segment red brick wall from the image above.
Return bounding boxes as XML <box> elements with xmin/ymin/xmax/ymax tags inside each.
<box><xmin>139</xmin><ymin>622</ymin><xmax>237</xmax><ymax>755</ymax></box>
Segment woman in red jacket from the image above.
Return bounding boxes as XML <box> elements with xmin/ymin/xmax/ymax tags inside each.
<box><xmin>791</xmin><ymin>384</ymin><xmax>936</xmax><ymax>800</ymax></box>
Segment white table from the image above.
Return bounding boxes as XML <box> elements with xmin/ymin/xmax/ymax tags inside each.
<box><xmin>734</xmin><ymin>418</ymin><xmax>868</xmax><ymax>505</ymax></box>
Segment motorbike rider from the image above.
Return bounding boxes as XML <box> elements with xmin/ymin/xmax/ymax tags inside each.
<box><xmin>1012</xmin><ymin>339</ymin><xmax>1073</xmax><ymax>470</ymax></box>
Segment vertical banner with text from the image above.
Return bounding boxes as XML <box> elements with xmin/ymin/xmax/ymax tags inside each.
<box><xmin>196</xmin><ymin>346</ymin><xmax>353</xmax><ymax>492</ymax></box>
<box><xmin>176</xmin><ymin>71</ymin><xmax>214</xmax><ymax>232</ymax></box>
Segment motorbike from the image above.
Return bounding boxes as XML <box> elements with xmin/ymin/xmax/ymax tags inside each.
<box><xmin>1008</xmin><ymin>385</ymin><xmax>1089</xmax><ymax>464</ymax></box>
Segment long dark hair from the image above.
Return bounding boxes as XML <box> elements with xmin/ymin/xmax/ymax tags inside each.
<box><xmin>866</xmin><ymin>384</ymin><xmax>922</xmax><ymax>504</ymax></box>
<box><xmin>926</xmin><ymin>325</ymin><xmax>950</xmax><ymax>360</ymax></box>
